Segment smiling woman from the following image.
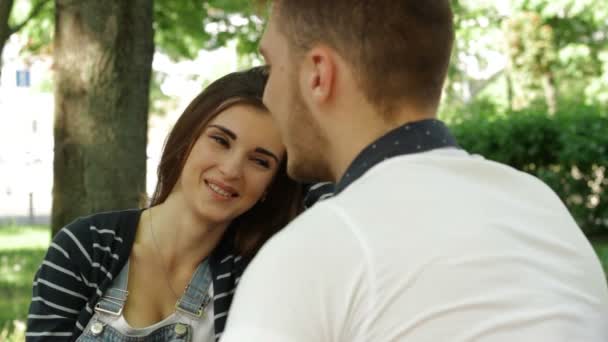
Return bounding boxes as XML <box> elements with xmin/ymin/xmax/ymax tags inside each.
<box><xmin>184</xmin><ymin>106</ymin><xmax>284</xmax><ymax>221</ymax></box>
<box><xmin>151</xmin><ymin>66</ymin><xmax>301</xmax><ymax>257</ymax></box>
<box><xmin>26</xmin><ymin>67</ymin><xmax>304</xmax><ymax>342</ymax></box>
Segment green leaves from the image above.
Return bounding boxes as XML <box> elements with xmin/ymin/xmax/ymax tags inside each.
<box><xmin>154</xmin><ymin>1</ymin><xmax>209</xmax><ymax>60</ymax></box>
<box><xmin>6</xmin><ymin>0</ymin><xmax>53</xmax><ymax>56</ymax></box>
<box><xmin>450</xmin><ymin>103</ymin><xmax>608</xmax><ymax>235</ymax></box>
<box><xmin>7</xmin><ymin>0</ymin><xmax>263</xmax><ymax>61</ymax></box>
<box><xmin>154</xmin><ymin>0</ymin><xmax>262</xmax><ymax>61</ymax></box>
<box><xmin>444</xmin><ymin>0</ymin><xmax>608</xmax><ymax>114</ymax></box>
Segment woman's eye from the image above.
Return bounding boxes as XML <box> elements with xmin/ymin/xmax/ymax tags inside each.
<box><xmin>253</xmin><ymin>158</ymin><xmax>270</xmax><ymax>169</ymax></box>
<box><xmin>211</xmin><ymin>136</ymin><xmax>229</xmax><ymax>147</ymax></box>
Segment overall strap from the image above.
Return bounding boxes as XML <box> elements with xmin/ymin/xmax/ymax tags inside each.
<box><xmin>94</xmin><ymin>261</ymin><xmax>130</xmax><ymax>316</ymax></box>
<box><xmin>175</xmin><ymin>259</ymin><xmax>212</xmax><ymax>317</ymax></box>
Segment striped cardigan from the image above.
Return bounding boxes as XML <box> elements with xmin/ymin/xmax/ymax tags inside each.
<box><xmin>26</xmin><ymin>209</ymin><xmax>247</xmax><ymax>341</ymax></box>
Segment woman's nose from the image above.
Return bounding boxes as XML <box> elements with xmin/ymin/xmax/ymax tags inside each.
<box><xmin>218</xmin><ymin>154</ymin><xmax>244</xmax><ymax>180</ymax></box>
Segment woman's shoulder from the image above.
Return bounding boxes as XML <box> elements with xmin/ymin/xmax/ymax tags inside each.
<box><xmin>53</xmin><ymin>208</ymin><xmax>142</xmax><ymax>255</ymax></box>
<box><xmin>58</xmin><ymin>208</ymin><xmax>139</xmax><ymax>234</ymax></box>
<box><xmin>81</xmin><ymin>208</ymin><xmax>142</xmax><ymax>231</ymax></box>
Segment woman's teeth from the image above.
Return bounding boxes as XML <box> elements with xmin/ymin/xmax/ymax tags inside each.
<box><xmin>208</xmin><ymin>182</ymin><xmax>233</xmax><ymax>198</ymax></box>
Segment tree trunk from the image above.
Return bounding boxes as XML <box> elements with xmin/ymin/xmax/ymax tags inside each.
<box><xmin>0</xmin><ymin>0</ymin><xmax>15</xmax><ymax>84</ymax></box>
<box><xmin>542</xmin><ymin>72</ymin><xmax>558</xmax><ymax>116</ymax></box>
<box><xmin>0</xmin><ymin>39</ymin><xmax>5</xmax><ymax>84</ymax></box>
<box><xmin>52</xmin><ymin>0</ymin><xmax>153</xmax><ymax>235</ymax></box>
<box><xmin>505</xmin><ymin>69</ymin><xmax>514</xmax><ymax>112</ymax></box>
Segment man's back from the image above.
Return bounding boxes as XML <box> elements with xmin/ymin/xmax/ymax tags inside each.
<box><xmin>221</xmin><ymin>149</ymin><xmax>608</xmax><ymax>341</ymax></box>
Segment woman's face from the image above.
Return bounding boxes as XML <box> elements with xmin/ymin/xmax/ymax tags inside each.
<box><xmin>178</xmin><ymin>103</ymin><xmax>285</xmax><ymax>225</ymax></box>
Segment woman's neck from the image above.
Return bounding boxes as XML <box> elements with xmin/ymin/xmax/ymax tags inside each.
<box><xmin>140</xmin><ymin>195</ymin><xmax>230</xmax><ymax>270</ymax></box>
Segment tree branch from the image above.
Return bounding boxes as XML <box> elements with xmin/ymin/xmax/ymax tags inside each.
<box><xmin>469</xmin><ymin>67</ymin><xmax>505</xmax><ymax>100</ymax></box>
<box><xmin>9</xmin><ymin>0</ymin><xmax>51</xmax><ymax>35</ymax></box>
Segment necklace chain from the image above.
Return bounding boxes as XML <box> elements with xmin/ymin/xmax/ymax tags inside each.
<box><xmin>148</xmin><ymin>208</ymin><xmax>180</xmax><ymax>300</ymax></box>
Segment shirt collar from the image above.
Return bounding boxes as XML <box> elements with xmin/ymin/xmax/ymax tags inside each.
<box><xmin>334</xmin><ymin>119</ymin><xmax>458</xmax><ymax>194</ymax></box>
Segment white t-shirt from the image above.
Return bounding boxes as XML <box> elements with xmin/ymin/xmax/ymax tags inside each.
<box><xmin>220</xmin><ymin>149</ymin><xmax>608</xmax><ymax>342</ymax></box>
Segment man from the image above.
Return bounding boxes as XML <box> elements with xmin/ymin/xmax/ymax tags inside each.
<box><xmin>303</xmin><ymin>182</ymin><xmax>335</xmax><ymax>208</ymax></box>
<box><xmin>220</xmin><ymin>1</ymin><xmax>608</xmax><ymax>341</ymax></box>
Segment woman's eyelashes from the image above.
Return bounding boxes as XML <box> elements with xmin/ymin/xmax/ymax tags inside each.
<box><xmin>211</xmin><ymin>135</ymin><xmax>230</xmax><ymax>148</ymax></box>
<box><xmin>252</xmin><ymin>158</ymin><xmax>271</xmax><ymax>169</ymax></box>
<box><xmin>210</xmin><ymin>134</ymin><xmax>272</xmax><ymax>169</ymax></box>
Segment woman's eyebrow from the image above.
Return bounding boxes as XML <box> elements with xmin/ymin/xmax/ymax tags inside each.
<box><xmin>255</xmin><ymin>148</ymin><xmax>279</xmax><ymax>164</ymax></box>
<box><xmin>208</xmin><ymin>124</ymin><xmax>279</xmax><ymax>163</ymax></box>
<box><xmin>208</xmin><ymin>124</ymin><xmax>236</xmax><ymax>140</ymax></box>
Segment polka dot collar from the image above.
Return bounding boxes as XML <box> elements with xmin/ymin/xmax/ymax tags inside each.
<box><xmin>335</xmin><ymin>119</ymin><xmax>459</xmax><ymax>194</ymax></box>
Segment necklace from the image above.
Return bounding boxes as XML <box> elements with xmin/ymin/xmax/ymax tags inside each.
<box><xmin>147</xmin><ymin>207</ymin><xmax>180</xmax><ymax>300</ymax></box>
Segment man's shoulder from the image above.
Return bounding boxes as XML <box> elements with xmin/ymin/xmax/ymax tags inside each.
<box><xmin>241</xmin><ymin>201</ymin><xmax>371</xmax><ymax>294</ymax></box>
<box><xmin>303</xmin><ymin>182</ymin><xmax>335</xmax><ymax>208</ymax></box>
<box><xmin>257</xmin><ymin>201</ymin><xmax>365</xmax><ymax>261</ymax></box>
<box><xmin>279</xmin><ymin>202</ymin><xmax>353</xmax><ymax>238</ymax></box>
<box><xmin>343</xmin><ymin>148</ymin><xmax>549</xmax><ymax>197</ymax></box>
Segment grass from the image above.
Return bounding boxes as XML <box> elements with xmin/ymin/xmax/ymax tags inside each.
<box><xmin>0</xmin><ymin>225</ymin><xmax>49</xmax><ymax>341</ymax></box>
<box><xmin>0</xmin><ymin>225</ymin><xmax>606</xmax><ymax>341</ymax></box>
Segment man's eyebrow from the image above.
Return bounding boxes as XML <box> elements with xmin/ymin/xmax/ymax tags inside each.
<box><xmin>207</xmin><ymin>124</ymin><xmax>236</xmax><ymax>140</ymax></box>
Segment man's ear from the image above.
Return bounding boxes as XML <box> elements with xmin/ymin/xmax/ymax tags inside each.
<box><xmin>300</xmin><ymin>45</ymin><xmax>336</xmax><ymax>107</ymax></box>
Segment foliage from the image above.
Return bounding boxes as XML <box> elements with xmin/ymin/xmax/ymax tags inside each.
<box><xmin>446</xmin><ymin>0</ymin><xmax>505</xmax><ymax>106</ymax></box>
<box><xmin>8</xmin><ymin>0</ymin><xmax>263</xmax><ymax>58</ymax></box>
<box><xmin>6</xmin><ymin>0</ymin><xmax>263</xmax><ymax>117</ymax></box>
<box><xmin>594</xmin><ymin>242</ymin><xmax>608</xmax><ymax>280</ymax></box>
<box><xmin>504</xmin><ymin>11</ymin><xmax>558</xmax><ymax>110</ymax></box>
<box><xmin>443</xmin><ymin>0</ymin><xmax>608</xmax><ymax>114</ymax></box>
<box><xmin>149</xmin><ymin>70</ymin><xmax>176</xmax><ymax>116</ymax></box>
<box><xmin>9</xmin><ymin>0</ymin><xmax>53</xmax><ymax>56</ymax></box>
<box><xmin>0</xmin><ymin>225</ymin><xmax>49</xmax><ymax>338</ymax></box>
<box><xmin>202</xmin><ymin>0</ymin><xmax>263</xmax><ymax>57</ymax></box>
<box><xmin>153</xmin><ymin>1</ymin><xmax>208</xmax><ymax>60</ymax></box>
<box><xmin>154</xmin><ymin>0</ymin><xmax>262</xmax><ymax>60</ymax></box>
<box><xmin>450</xmin><ymin>103</ymin><xmax>608</xmax><ymax>236</ymax></box>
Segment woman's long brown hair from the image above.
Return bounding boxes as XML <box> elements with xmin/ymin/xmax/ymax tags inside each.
<box><xmin>150</xmin><ymin>66</ymin><xmax>303</xmax><ymax>257</ymax></box>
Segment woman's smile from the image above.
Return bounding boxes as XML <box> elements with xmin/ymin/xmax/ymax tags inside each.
<box><xmin>204</xmin><ymin>179</ymin><xmax>239</xmax><ymax>201</ymax></box>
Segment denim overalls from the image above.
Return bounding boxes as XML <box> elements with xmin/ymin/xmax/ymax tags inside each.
<box><xmin>77</xmin><ymin>259</ymin><xmax>213</xmax><ymax>342</ymax></box>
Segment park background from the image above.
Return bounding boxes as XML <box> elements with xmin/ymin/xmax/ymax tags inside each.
<box><xmin>0</xmin><ymin>0</ymin><xmax>607</xmax><ymax>340</ymax></box>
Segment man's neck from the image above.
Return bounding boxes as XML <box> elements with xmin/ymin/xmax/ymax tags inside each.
<box><xmin>328</xmin><ymin>108</ymin><xmax>435</xmax><ymax>182</ymax></box>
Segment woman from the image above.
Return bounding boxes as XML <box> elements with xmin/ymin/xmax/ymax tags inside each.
<box><xmin>26</xmin><ymin>66</ymin><xmax>303</xmax><ymax>341</ymax></box>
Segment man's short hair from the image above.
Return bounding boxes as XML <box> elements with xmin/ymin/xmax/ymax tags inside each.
<box><xmin>261</xmin><ymin>0</ymin><xmax>454</xmax><ymax>114</ymax></box>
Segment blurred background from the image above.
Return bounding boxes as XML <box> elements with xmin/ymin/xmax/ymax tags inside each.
<box><xmin>0</xmin><ymin>0</ymin><xmax>606</xmax><ymax>339</ymax></box>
